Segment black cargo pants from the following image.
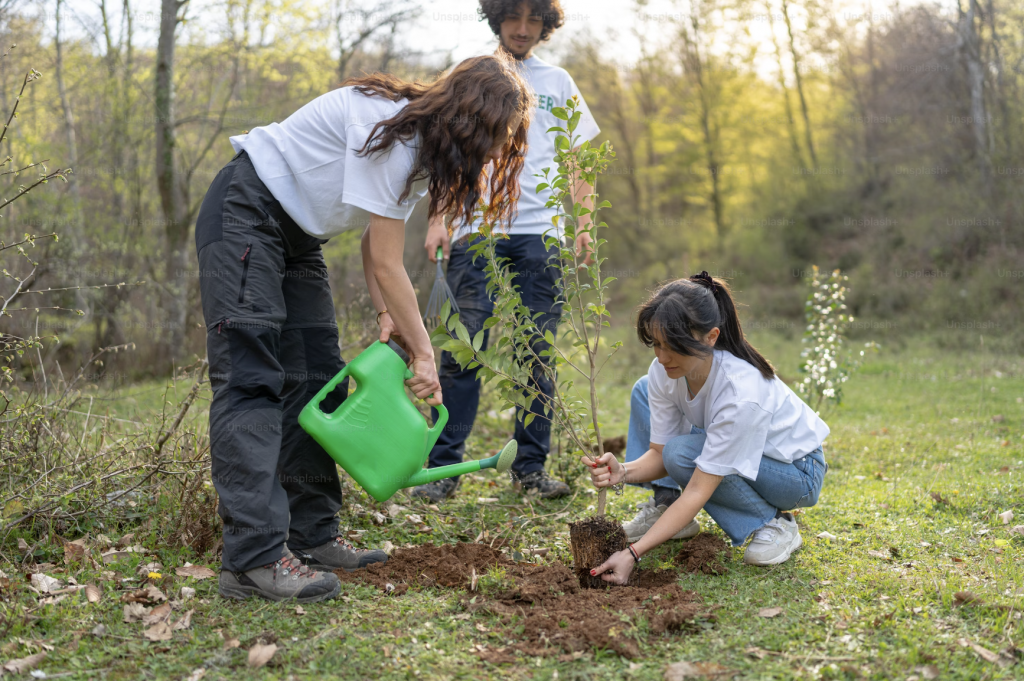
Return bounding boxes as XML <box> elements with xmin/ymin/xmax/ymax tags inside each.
<box><xmin>195</xmin><ymin>150</ymin><xmax>348</xmax><ymax>572</ymax></box>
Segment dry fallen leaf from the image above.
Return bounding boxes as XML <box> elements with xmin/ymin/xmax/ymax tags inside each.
<box><xmin>84</xmin><ymin>584</ymin><xmax>101</xmax><ymax>603</ymax></box>
<box><xmin>997</xmin><ymin>510</ymin><xmax>1014</xmax><ymax>525</ymax></box>
<box><xmin>101</xmin><ymin>550</ymin><xmax>132</xmax><ymax>564</ymax></box>
<box><xmin>175</xmin><ymin>565</ymin><xmax>216</xmax><ymax>580</ymax></box>
<box><xmin>916</xmin><ymin>664</ymin><xmax>940</xmax><ymax>680</ymax></box>
<box><xmin>664</xmin><ymin>660</ymin><xmax>736</xmax><ymax>679</ymax></box>
<box><xmin>29</xmin><ymin>573</ymin><xmax>62</xmax><ymax>593</ymax></box>
<box><xmin>2</xmin><ymin>651</ymin><xmax>46</xmax><ymax>674</ymax></box>
<box><xmin>1011</xmin><ymin>525</ymin><xmax>1024</xmax><ymax>537</ymax></box>
<box><xmin>757</xmin><ymin>607</ymin><xmax>783</xmax><ymax>618</ymax></box>
<box><xmin>185</xmin><ymin>669</ymin><xmax>207</xmax><ymax>681</ymax></box>
<box><xmin>143</xmin><ymin>621</ymin><xmax>173</xmax><ymax>642</ymax></box>
<box><xmin>116</xmin><ymin>533</ymin><xmax>135</xmax><ymax>549</ymax></box>
<box><xmin>180</xmin><ymin>586</ymin><xmax>196</xmax><ymax>601</ymax></box>
<box><xmin>954</xmin><ymin>591</ymin><xmax>983</xmax><ymax>606</ymax></box>
<box><xmin>295</xmin><ymin>605</ymin><xmax>306</xmax><ymax>616</ymax></box>
<box><xmin>248</xmin><ymin>642</ymin><xmax>278</xmax><ymax>668</ymax></box>
<box><xmin>123</xmin><ymin>602</ymin><xmax>150</xmax><ymax>623</ymax></box>
<box><xmin>17</xmin><ymin>538</ymin><xmax>29</xmax><ymax>552</ymax></box>
<box><xmin>224</xmin><ymin>638</ymin><xmax>241</xmax><ymax>650</ymax></box>
<box><xmin>958</xmin><ymin>638</ymin><xmax>1014</xmax><ymax>667</ymax></box>
<box><xmin>172</xmin><ymin>609</ymin><xmax>194</xmax><ymax>631</ymax></box>
<box><xmin>867</xmin><ymin>550</ymin><xmax>892</xmax><ymax>561</ymax></box>
<box><xmin>816</xmin><ymin>531</ymin><xmax>838</xmax><ymax>541</ymax></box>
<box><xmin>143</xmin><ymin>602</ymin><xmax>172</xmax><ymax>626</ymax></box>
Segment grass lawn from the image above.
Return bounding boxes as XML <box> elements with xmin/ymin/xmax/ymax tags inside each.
<box><xmin>2</xmin><ymin>331</ymin><xmax>1023</xmax><ymax>680</ymax></box>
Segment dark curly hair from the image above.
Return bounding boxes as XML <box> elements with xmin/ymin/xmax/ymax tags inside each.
<box><xmin>344</xmin><ymin>52</ymin><xmax>531</xmax><ymax>231</ymax></box>
<box><xmin>478</xmin><ymin>0</ymin><xmax>565</xmax><ymax>42</ymax></box>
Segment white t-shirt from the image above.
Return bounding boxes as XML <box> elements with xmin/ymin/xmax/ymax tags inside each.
<box><xmin>452</xmin><ymin>55</ymin><xmax>600</xmax><ymax>240</ymax></box>
<box><xmin>229</xmin><ymin>87</ymin><xmax>429</xmax><ymax>239</ymax></box>
<box><xmin>647</xmin><ymin>350</ymin><xmax>830</xmax><ymax>481</ymax></box>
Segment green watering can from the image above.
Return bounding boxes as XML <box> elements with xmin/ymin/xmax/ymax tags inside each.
<box><xmin>299</xmin><ymin>339</ymin><xmax>517</xmax><ymax>502</ymax></box>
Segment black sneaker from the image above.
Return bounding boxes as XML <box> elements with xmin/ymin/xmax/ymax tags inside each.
<box><xmin>515</xmin><ymin>470</ymin><xmax>570</xmax><ymax>499</ymax></box>
<box><xmin>293</xmin><ymin>536</ymin><xmax>389</xmax><ymax>572</ymax></box>
<box><xmin>409</xmin><ymin>477</ymin><xmax>459</xmax><ymax>503</ymax></box>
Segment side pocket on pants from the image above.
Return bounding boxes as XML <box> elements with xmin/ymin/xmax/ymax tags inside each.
<box><xmin>237</xmin><ymin>243</ymin><xmax>252</xmax><ymax>304</ymax></box>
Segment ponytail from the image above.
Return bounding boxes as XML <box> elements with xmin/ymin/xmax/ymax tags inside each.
<box><xmin>636</xmin><ymin>272</ymin><xmax>775</xmax><ymax>380</ymax></box>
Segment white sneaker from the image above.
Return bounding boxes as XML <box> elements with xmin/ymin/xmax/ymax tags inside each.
<box><xmin>622</xmin><ymin>498</ymin><xmax>700</xmax><ymax>543</ymax></box>
<box><xmin>743</xmin><ymin>513</ymin><xmax>802</xmax><ymax>566</ymax></box>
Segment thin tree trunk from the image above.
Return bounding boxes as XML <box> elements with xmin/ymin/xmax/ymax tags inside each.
<box><xmin>156</xmin><ymin>0</ymin><xmax>190</xmax><ymax>369</ymax></box>
<box><xmin>957</xmin><ymin>0</ymin><xmax>991</xmax><ymax>192</ymax></box>
<box><xmin>54</xmin><ymin>0</ymin><xmax>86</xmax><ymax>302</ymax></box>
<box><xmin>682</xmin><ymin>19</ymin><xmax>725</xmax><ymax>242</ymax></box>
<box><xmin>766</xmin><ymin>0</ymin><xmax>804</xmax><ymax>166</ymax></box>
<box><xmin>780</xmin><ymin>0</ymin><xmax>817</xmax><ymax>167</ymax></box>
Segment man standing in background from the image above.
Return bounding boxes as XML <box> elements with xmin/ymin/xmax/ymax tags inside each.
<box><xmin>412</xmin><ymin>0</ymin><xmax>601</xmax><ymax>501</ymax></box>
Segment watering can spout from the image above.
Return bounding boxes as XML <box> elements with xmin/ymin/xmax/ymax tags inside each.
<box><xmin>405</xmin><ymin>440</ymin><xmax>519</xmax><ymax>488</ymax></box>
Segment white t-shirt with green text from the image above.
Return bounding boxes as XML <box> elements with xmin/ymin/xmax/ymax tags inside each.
<box><xmin>452</xmin><ymin>55</ymin><xmax>601</xmax><ymax>240</ymax></box>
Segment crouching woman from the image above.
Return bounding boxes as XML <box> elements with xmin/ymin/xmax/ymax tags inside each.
<box><xmin>583</xmin><ymin>272</ymin><xmax>829</xmax><ymax>585</ymax></box>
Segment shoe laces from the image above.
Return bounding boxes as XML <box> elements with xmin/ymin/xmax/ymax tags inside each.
<box><xmin>329</xmin><ymin>536</ymin><xmax>367</xmax><ymax>554</ymax></box>
<box><xmin>267</xmin><ymin>554</ymin><xmax>315</xmax><ymax>578</ymax></box>
<box><xmin>631</xmin><ymin>498</ymin><xmax>660</xmax><ymax>522</ymax></box>
<box><xmin>752</xmin><ymin>518</ymin><xmax>785</xmax><ymax>544</ymax></box>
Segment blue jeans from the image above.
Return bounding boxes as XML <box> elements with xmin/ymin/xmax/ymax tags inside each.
<box><xmin>625</xmin><ymin>375</ymin><xmax>827</xmax><ymax>545</ymax></box>
<box><xmin>427</xmin><ymin>234</ymin><xmax>562</xmax><ymax>476</ymax></box>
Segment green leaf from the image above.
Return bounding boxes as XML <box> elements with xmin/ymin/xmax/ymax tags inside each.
<box><xmin>567</xmin><ymin>111</ymin><xmax>581</xmax><ymax>133</ymax></box>
<box><xmin>472</xmin><ymin>329</ymin><xmax>484</xmax><ymax>352</ymax></box>
<box><xmin>551</xmin><ymin>106</ymin><xmax>569</xmax><ymax>121</ymax></box>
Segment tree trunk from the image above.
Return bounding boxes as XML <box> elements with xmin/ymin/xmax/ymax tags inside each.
<box><xmin>155</xmin><ymin>0</ymin><xmax>190</xmax><ymax>370</ymax></box>
<box><xmin>780</xmin><ymin>0</ymin><xmax>817</xmax><ymax>168</ymax></box>
<box><xmin>681</xmin><ymin>19</ymin><xmax>725</xmax><ymax>242</ymax></box>
<box><xmin>54</xmin><ymin>0</ymin><xmax>86</xmax><ymax>294</ymax></box>
<box><xmin>957</xmin><ymin>0</ymin><xmax>991</xmax><ymax>192</ymax></box>
<box><xmin>766</xmin><ymin>0</ymin><xmax>804</xmax><ymax>166</ymax></box>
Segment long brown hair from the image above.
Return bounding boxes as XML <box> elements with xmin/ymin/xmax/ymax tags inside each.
<box><xmin>344</xmin><ymin>52</ymin><xmax>531</xmax><ymax>231</ymax></box>
<box><xmin>636</xmin><ymin>273</ymin><xmax>776</xmax><ymax>380</ymax></box>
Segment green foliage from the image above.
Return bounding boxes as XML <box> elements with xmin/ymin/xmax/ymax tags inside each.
<box><xmin>429</xmin><ymin>96</ymin><xmax>619</xmax><ymax>511</ymax></box>
<box><xmin>797</xmin><ymin>265</ymin><xmax>878</xmax><ymax>411</ymax></box>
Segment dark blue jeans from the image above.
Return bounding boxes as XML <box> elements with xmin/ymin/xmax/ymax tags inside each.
<box><xmin>428</xmin><ymin>234</ymin><xmax>562</xmax><ymax>476</ymax></box>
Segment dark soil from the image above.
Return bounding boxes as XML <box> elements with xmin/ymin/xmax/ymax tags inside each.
<box><xmin>334</xmin><ymin>542</ymin><xmax>504</xmax><ymax>595</ymax></box>
<box><xmin>568</xmin><ymin>516</ymin><xmax>628</xmax><ymax>588</ymax></box>
<box><xmin>336</xmin><ymin>541</ymin><xmax>715</xmax><ymax>661</ymax></box>
<box><xmin>674</xmin><ymin>533</ymin><xmax>730</xmax><ymax>575</ymax></box>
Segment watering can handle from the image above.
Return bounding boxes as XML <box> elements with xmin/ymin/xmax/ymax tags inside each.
<box><xmin>307</xmin><ymin>362</ymin><xmax>353</xmax><ymax>414</ymax></box>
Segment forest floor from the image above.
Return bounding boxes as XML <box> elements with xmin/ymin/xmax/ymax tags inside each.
<box><xmin>2</xmin><ymin>333</ymin><xmax>1023</xmax><ymax>680</ymax></box>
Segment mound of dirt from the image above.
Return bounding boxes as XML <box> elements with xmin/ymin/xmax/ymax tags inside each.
<box><xmin>336</xmin><ymin>542</ymin><xmax>714</xmax><ymax>660</ymax></box>
<box><xmin>335</xmin><ymin>542</ymin><xmax>508</xmax><ymax>595</ymax></box>
<box><xmin>674</xmin><ymin>534</ymin><xmax>730</xmax><ymax>575</ymax></box>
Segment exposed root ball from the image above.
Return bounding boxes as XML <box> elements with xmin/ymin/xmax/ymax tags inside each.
<box><xmin>568</xmin><ymin>515</ymin><xmax>628</xmax><ymax>588</ymax></box>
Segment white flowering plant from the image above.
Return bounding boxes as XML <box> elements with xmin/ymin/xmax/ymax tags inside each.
<box><xmin>797</xmin><ymin>266</ymin><xmax>878</xmax><ymax>411</ymax></box>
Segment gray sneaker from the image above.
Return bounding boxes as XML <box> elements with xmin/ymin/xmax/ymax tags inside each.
<box><xmin>622</xmin><ymin>498</ymin><xmax>700</xmax><ymax>543</ymax></box>
<box><xmin>743</xmin><ymin>513</ymin><xmax>802</xmax><ymax>566</ymax></box>
<box><xmin>294</xmin><ymin>536</ymin><xmax>389</xmax><ymax>572</ymax></box>
<box><xmin>515</xmin><ymin>470</ymin><xmax>571</xmax><ymax>499</ymax></box>
<box><xmin>410</xmin><ymin>477</ymin><xmax>459</xmax><ymax>503</ymax></box>
<box><xmin>219</xmin><ymin>548</ymin><xmax>340</xmax><ymax>603</ymax></box>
